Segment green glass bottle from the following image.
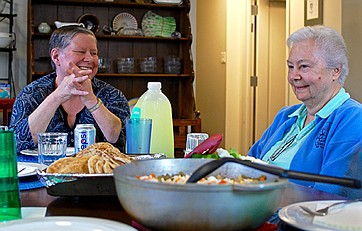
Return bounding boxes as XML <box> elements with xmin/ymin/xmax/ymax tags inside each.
<box><xmin>0</xmin><ymin>126</ymin><xmax>21</xmax><ymax>221</ymax></box>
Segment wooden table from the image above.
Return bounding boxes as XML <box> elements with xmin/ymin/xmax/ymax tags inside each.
<box><xmin>20</xmin><ymin>182</ymin><xmax>345</xmax><ymax>230</ymax></box>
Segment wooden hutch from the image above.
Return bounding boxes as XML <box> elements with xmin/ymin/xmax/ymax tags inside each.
<box><xmin>27</xmin><ymin>0</ymin><xmax>199</xmax><ymax>157</ymax></box>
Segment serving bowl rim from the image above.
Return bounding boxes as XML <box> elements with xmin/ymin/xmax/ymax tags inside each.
<box><xmin>113</xmin><ymin>158</ymin><xmax>288</xmax><ymax>192</ymax></box>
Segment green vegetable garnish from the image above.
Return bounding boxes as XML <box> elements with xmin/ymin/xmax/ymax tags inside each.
<box><xmin>191</xmin><ymin>153</ymin><xmax>220</xmax><ymax>159</ymax></box>
<box><xmin>228</xmin><ymin>148</ymin><xmax>241</xmax><ymax>159</ymax></box>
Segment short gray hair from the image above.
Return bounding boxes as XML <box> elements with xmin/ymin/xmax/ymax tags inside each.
<box><xmin>49</xmin><ymin>26</ymin><xmax>96</xmax><ymax>70</ymax></box>
<box><xmin>287</xmin><ymin>25</ymin><xmax>349</xmax><ymax>86</ymax></box>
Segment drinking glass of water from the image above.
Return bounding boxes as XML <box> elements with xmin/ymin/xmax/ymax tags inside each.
<box><xmin>37</xmin><ymin>132</ymin><xmax>68</xmax><ymax>166</ymax></box>
<box><xmin>184</xmin><ymin>133</ymin><xmax>209</xmax><ymax>156</ymax></box>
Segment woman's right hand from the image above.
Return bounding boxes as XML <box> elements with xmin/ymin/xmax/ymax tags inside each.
<box><xmin>53</xmin><ymin>64</ymin><xmax>92</xmax><ymax>103</ymax></box>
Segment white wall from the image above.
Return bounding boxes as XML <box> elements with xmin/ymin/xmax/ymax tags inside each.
<box><xmin>342</xmin><ymin>0</ymin><xmax>362</xmax><ymax>103</ymax></box>
<box><xmin>0</xmin><ymin>0</ymin><xmax>27</xmax><ymax>97</ymax></box>
<box><xmin>0</xmin><ymin>0</ymin><xmax>28</xmax><ymax>94</ymax></box>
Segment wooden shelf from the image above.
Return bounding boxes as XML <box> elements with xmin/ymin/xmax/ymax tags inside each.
<box><xmin>97</xmin><ymin>73</ymin><xmax>192</xmax><ymax>78</ymax></box>
<box><xmin>28</xmin><ymin>0</ymin><xmax>195</xmax><ymax>119</ymax></box>
<box><xmin>32</xmin><ymin>33</ymin><xmax>190</xmax><ymax>41</ymax></box>
<box><xmin>31</xmin><ymin>0</ymin><xmax>187</xmax><ymax>9</ymax></box>
<box><xmin>33</xmin><ymin>72</ymin><xmax>192</xmax><ymax>78</ymax></box>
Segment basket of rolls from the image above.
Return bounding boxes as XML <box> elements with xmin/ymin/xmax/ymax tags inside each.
<box><xmin>37</xmin><ymin>142</ymin><xmax>165</xmax><ymax>196</ymax></box>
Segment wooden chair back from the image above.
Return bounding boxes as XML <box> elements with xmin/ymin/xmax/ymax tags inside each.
<box><xmin>173</xmin><ymin>111</ymin><xmax>201</xmax><ymax>158</ymax></box>
<box><xmin>0</xmin><ymin>98</ymin><xmax>15</xmax><ymax>126</ymax></box>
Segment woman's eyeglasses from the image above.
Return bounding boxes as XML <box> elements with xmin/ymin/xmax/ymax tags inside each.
<box><xmin>269</xmin><ymin>134</ymin><xmax>297</xmax><ymax>161</ymax></box>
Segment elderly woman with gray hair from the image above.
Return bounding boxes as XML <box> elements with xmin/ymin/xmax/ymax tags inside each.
<box><xmin>249</xmin><ymin>25</ymin><xmax>362</xmax><ymax>199</ymax></box>
<box><xmin>10</xmin><ymin>26</ymin><xmax>130</xmax><ymax>152</ymax></box>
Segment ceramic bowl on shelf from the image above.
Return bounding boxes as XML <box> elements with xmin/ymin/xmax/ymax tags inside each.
<box><xmin>77</xmin><ymin>14</ymin><xmax>100</xmax><ymax>33</ymax></box>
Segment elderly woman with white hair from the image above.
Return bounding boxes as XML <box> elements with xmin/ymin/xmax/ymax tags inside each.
<box><xmin>249</xmin><ymin>25</ymin><xmax>362</xmax><ymax>199</ymax></box>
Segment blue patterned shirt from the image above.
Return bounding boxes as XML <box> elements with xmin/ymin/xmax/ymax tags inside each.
<box><xmin>10</xmin><ymin>73</ymin><xmax>130</xmax><ymax>152</ymax></box>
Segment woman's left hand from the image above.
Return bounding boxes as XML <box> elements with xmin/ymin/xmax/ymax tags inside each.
<box><xmin>68</xmin><ymin>64</ymin><xmax>98</xmax><ymax>107</ymax></box>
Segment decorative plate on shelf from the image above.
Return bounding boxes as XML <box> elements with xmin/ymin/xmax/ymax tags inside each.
<box><xmin>141</xmin><ymin>11</ymin><xmax>176</xmax><ymax>37</ymax></box>
<box><xmin>112</xmin><ymin>12</ymin><xmax>138</xmax><ymax>33</ymax></box>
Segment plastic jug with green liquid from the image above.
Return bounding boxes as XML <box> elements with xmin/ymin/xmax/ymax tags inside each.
<box><xmin>134</xmin><ymin>82</ymin><xmax>174</xmax><ymax>158</ymax></box>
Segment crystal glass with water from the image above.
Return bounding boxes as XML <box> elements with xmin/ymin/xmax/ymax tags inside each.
<box><xmin>185</xmin><ymin>133</ymin><xmax>209</xmax><ymax>156</ymax></box>
<box><xmin>37</xmin><ymin>132</ymin><xmax>68</xmax><ymax>166</ymax></box>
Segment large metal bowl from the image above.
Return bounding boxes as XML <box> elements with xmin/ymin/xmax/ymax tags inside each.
<box><xmin>113</xmin><ymin>159</ymin><xmax>287</xmax><ymax>231</ymax></box>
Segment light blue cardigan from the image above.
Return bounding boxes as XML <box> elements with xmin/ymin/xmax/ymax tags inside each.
<box><xmin>248</xmin><ymin>98</ymin><xmax>362</xmax><ymax>199</ymax></box>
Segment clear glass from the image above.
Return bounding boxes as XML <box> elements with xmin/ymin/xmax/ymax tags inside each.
<box><xmin>37</xmin><ymin>132</ymin><xmax>68</xmax><ymax>166</ymax></box>
<box><xmin>185</xmin><ymin>133</ymin><xmax>209</xmax><ymax>156</ymax></box>
<box><xmin>0</xmin><ymin>129</ymin><xmax>21</xmax><ymax>221</ymax></box>
<box><xmin>140</xmin><ymin>57</ymin><xmax>157</xmax><ymax>73</ymax></box>
<box><xmin>98</xmin><ymin>57</ymin><xmax>111</xmax><ymax>73</ymax></box>
<box><xmin>164</xmin><ymin>55</ymin><xmax>181</xmax><ymax>74</ymax></box>
<box><xmin>117</xmin><ymin>57</ymin><xmax>134</xmax><ymax>74</ymax></box>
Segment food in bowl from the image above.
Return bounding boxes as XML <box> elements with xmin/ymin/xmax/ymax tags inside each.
<box><xmin>136</xmin><ymin>171</ymin><xmax>267</xmax><ymax>184</ymax></box>
<box><xmin>46</xmin><ymin>142</ymin><xmax>132</xmax><ymax>174</ymax></box>
<box><xmin>113</xmin><ymin>158</ymin><xmax>287</xmax><ymax>231</ymax></box>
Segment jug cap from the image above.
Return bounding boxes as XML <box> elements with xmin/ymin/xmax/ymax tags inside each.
<box><xmin>148</xmin><ymin>82</ymin><xmax>161</xmax><ymax>90</ymax></box>
<box><xmin>131</xmin><ymin>107</ymin><xmax>141</xmax><ymax>119</ymax></box>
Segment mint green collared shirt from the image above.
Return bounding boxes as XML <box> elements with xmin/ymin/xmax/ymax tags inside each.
<box><xmin>262</xmin><ymin>88</ymin><xmax>350</xmax><ymax>169</ymax></box>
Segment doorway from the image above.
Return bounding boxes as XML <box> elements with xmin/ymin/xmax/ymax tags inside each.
<box><xmin>225</xmin><ymin>0</ymin><xmax>287</xmax><ymax>154</ymax></box>
<box><xmin>254</xmin><ymin>0</ymin><xmax>287</xmax><ymax>141</ymax></box>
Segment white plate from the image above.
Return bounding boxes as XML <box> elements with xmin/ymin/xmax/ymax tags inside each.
<box><xmin>17</xmin><ymin>162</ymin><xmax>47</xmax><ymax>178</ymax></box>
<box><xmin>20</xmin><ymin>147</ymin><xmax>75</xmax><ymax>156</ymax></box>
<box><xmin>112</xmin><ymin>12</ymin><xmax>137</xmax><ymax>32</ymax></box>
<box><xmin>279</xmin><ymin>200</ymin><xmax>362</xmax><ymax>231</ymax></box>
<box><xmin>0</xmin><ymin>216</ymin><xmax>137</xmax><ymax>231</ymax></box>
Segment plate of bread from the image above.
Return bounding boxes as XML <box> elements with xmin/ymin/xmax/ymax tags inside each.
<box><xmin>37</xmin><ymin>142</ymin><xmax>165</xmax><ymax>196</ymax></box>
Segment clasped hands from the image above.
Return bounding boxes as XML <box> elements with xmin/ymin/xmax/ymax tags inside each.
<box><xmin>55</xmin><ymin>63</ymin><xmax>98</xmax><ymax>108</ymax></box>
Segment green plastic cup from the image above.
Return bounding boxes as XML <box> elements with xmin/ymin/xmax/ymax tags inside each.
<box><xmin>0</xmin><ymin>127</ymin><xmax>21</xmax><ymax>221</ymax></box>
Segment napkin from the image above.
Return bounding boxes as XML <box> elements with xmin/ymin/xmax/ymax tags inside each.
<box><xmin>18</xmin><ymin>165</ymin><xmax>37</xmax><ymax>176</ymax></box>
<box><xmin>313</xmin><ymin>202</ymin><xmax>362</xmax><ymax>230</ymax></box>
<box><xmin>21</xmin><ymin>207</ymin><xmax>46</xmax><ymax>218</ymax></box>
